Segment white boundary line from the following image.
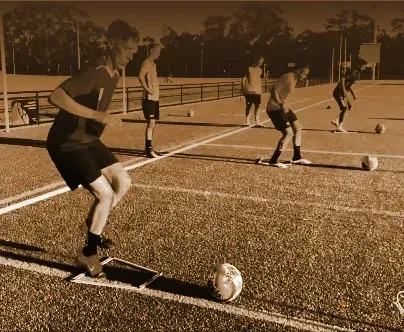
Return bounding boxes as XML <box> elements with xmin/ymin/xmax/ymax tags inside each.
<box><xmin>0</xmin><ymin>126</ymin><xmax>237</xmax><ymax>207</ymax></box>
<box><xmin>0</xmin><ymin>83</ymin><xmax>376</xmax><ymax>216</ymax></box>
<box><xmin>131</xmin><ymin>183</ymin><xmax>404</xmax><ymax>217</ymax></box>
<box><xmin>205</xmin><ymin>143</ymin><xmax>404</xmax><ymax>160</ymax></box>
<box><xmin>0</xmin><ymin>256</ymin><xmax>354</xmax><ymax>332</ymax></box>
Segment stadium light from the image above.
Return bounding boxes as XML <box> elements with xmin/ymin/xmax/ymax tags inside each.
<box><xmin>0</xmin><ymin>10</ymin><xmax>10</xmax><ymax>132</ymax></box>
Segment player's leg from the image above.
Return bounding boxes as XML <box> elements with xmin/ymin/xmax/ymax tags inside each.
<box><xmin>267</xmin><ymin>109</ymin><xmax>293</xmax><ymax>164</ymax></box>
<box><xmin>80</xmin><ymin>175</ymin><xmax>115</xmax><ymax>277</ymax></box>
<box><xmin>82</xmin><ymin>140</ymin><xmax>131</xmax><ymax>249</ymax></box>
<box><xmin>143</xmin><ymin>100</ymin><xmax>162</xmax><ymax>158</ymax></box>
<box><xmin>254</xmin><ymin>95</ymin><xmax>264</xmax><ymax>127</ymax></box>
<box><xmin>245</xmin><ymin>95</ymin><xmax>253</xmax><ymax>125</ymax></box>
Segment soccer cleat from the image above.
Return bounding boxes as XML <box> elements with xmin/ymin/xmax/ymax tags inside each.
<box><xmin>290</xmin><ymin>158</ymin><xmax>312</xmax><ymax>165</ymax></box>
<box><xmin>256</xmin><ymin>158</ymin><xmax>288</xmax><ymax>168</ymax></box>
<box><xmin>146</xmin><ymin>149</ymin><xmax>164</xmax><ymax>158</ymax></box>
<box><xmin>78</xmin><ymin>248</ymin><xmax>105</xmax><ymax>278</ymax></box>
<box><xmin>336</xmin><ymin>126</ymin><xmax>348</xmax><ymax>133</ymax></box>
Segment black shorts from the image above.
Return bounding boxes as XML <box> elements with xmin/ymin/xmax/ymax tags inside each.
<box><xmin>245</xmin><ymin>94</ymin><xmax>261</xmax><ymax>106</ymax></box>
<box><xmin>267</xmin><ymin>109</ymin><xmax>298</xmax><ymax>131</ymax></box>
<box><xmin>47</xmin><ymin>139</ymin><xmax>118</xmax><ymax>191</ymax></box>
<box><xmin>142</xmin><ymin>99</ymin><xmax>160</xmax><ymax>120</ymax></box>
<box><xmin>333</xmin><ymin>89</ymin><xmax>351</xmax><ymax>111</ymax></box>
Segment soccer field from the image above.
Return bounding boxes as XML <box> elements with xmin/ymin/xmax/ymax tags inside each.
<box><xmin>1</xmin><ymin>81</ymin><xmax>404</xmax><ymax>331</ymax></box>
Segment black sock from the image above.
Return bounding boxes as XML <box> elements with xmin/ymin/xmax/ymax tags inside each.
<box><xmin>145</xmin><ymin>140</ymin><xmax>152</xmax><ymax>151</ymax></box>
<box><xmin>270</xmin><ymin>149</ymin><xmax>282</xmax><ymax>162</ymax></box>
<box><xmin>83</xmin><ymin>231</ymin><xmax>100</xmax><ymax>257</ymax></box>
<box><xmin>293</xmin><ymin>146</ymin><xmax>301</xmax><ymax>160</ymax></box>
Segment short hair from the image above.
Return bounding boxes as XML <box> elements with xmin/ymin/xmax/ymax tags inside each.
<box><xmin>107</xmin><ymin>19</ymin><xmax>140</xmax><ymax>43</ymax></box>
<box><xmin>297</xmin><ymin>63</ymin><xmax>310</xmax><ymax>70</ymax></box>
<box><xmin>149</xmin><ymin>43</ymin><xmax>161</xmax><ymax>50</ymax></box>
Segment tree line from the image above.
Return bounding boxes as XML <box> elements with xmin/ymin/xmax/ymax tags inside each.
<box><xmin>2</xmin><ymin>1</ymin><xmax>404</xmax><ymax>79</ymax></box>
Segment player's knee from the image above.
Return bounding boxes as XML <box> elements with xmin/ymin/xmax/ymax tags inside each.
<box><xmin>97</xmin><ymin>185</ymin><xmax>115</xmax><ymax>204</ymax></box>
<box><xmin>118</xmin><ymin>172</ymin><xmax>132</xmax><ymax>194</ymax></box>
<box><xmin>283</xmin><ymin>127</ymin><xmax>293</xmax><ymax>140</ymax></box>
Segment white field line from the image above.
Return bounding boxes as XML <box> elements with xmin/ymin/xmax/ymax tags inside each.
<box><xmin>0</xmin><ymin>126</ymin><xmax>236</xmax><ymax>207</ymax></box>
<box><xmin>205</xmin><ymin>143</ymin><xmax>404</xmax><ymax>160</ymax></box>
<box><xmin>0</xmin><ymin>83</ymin><xmax>376</xmax><ymax>216</ymax></box>
<box><xmin>131</xmin><ymin>183</ymin><xmax>404</xmax><ymax>218</ymax></box>
<box><xmin>0</xmin><ymin>256</ymin><xmax>354</xmax><ymax>332</ymax></box>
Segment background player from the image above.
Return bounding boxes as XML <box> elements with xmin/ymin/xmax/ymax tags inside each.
<box><xmin>241</xmin><ymin>55</ymin><xmax>265</xmax><ymax>127</ymax></box>
<box><xmin>263</xmin><ymin>63</ymin><xmax>312</xmax><ymax>167</ymax></box>
<box><xmin>138</xmin><ymin>43</ymin><xmax>163</xmax><ymax>158</ymax></box>
<box><xmin>331</xmin><ymin>68</ymin><xmax>359</xmax><ymax>132</ymax></box>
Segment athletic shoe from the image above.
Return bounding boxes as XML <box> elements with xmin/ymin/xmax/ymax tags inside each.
<box><xmin>78</xmin><ymin>248</ymin><xmax>105</xmax><ymax>278</ymax></box>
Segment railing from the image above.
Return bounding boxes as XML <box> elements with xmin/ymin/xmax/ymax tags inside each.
<box><xmin>0</xmin><ymin>77</ymin><xmax>329</xmax><ymax>129</ymax></box>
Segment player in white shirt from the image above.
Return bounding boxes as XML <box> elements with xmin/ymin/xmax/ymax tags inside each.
<box><xmin>241</xmin><ymin>55</ymin><xmax>265</xmax><ymax>127</ymax></box>
<box><xmin>264</xmin><ymin>63</ymin><xmax>312</xmax><ymax>167</ymax></box>
<box><xmin>138</xmin><ymin>43</ymin><xmax>163</xmax><ymax>158</ymax></box>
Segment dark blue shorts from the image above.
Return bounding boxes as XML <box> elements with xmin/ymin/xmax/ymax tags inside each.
<box><xmin>47</xmin><ymin>139</ymin><xmax>118</xmax><ymax>191</ymax></box>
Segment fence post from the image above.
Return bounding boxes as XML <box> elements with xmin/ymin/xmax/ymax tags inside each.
<box><xmin>180</xmin><ymin>85</ymin><xmax>183</xmax><ymax>104</ymax></box>
<box><xmin>36</xmin><ymin>92</ymin><xmax>39</xmax><ymax>125</ymax></box>
<box><xmin>126</xmin><ymin>87</ymin><xmax>129</xmax><ymax>112</ymax></box>
<box><xmin>217</xmin><ymin>82</ymin><xmax>220</xmax><ymax>100</ymax></box>
<box><xmin>200</xmin><ymin>83</ymin><xmax>203</xmax><ymax>102</ymax></box>
<box><xmin>231</xmin><ymin>82</ymin><xmax>234</xmax><ymax>98</ymax></box>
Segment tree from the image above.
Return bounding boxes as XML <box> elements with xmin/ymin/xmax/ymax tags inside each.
<box><xmin>3</xmin><ymin>1</ymin><xmax>105</xmax><ymax>75</ymax></box>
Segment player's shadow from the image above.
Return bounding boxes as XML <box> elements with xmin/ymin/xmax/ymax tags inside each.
<box><xmin>368</xmin><ymin>117</ymin><xmax>404</xmax><ymax>121</ymax></box>
<box><xmin>122</xmin><ymin>118</ymin><xmax>242</xmax><ymax>128</ymax></box>
<box><xmin>302</xmin><ymin>128</ymin><xmax>377</xmax><ymax>135</ymax></box>
<box><xmin>1</xmin><ymin>250</ymin><xmax>402</xmax><ymax>330</ymax></box>
<box><xmin>0</xmin><ymin>239</ymin><xmax>46</xmax><ymax>252</ymax></box>
<box><xmin>265</xmin><ymin>298</ymin><xmax>402</xmax><ymax>332</ymax></box>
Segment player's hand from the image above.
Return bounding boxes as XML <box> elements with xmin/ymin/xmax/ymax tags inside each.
<box><xmin>98</xmin><ymin>113</ymin><xmax>121</xmax><ymax>127</ymax></box>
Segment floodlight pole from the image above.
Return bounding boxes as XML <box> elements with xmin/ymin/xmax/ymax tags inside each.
<box><xmin>0</xmin><ymin>12</ymin><xmax>10</xmax><ymax>132</ymax></box>
<box><xmin>338</xmin><ymin>34</ymin><xmax>342</xmax><ymax>82</ymax></box>
<box><xmin>372</xmin><ymin>7</ymin><xmax>377</xmax><ymax>81</ymax></box>
<box><xmin>76</xmin><ymin>9</ymin><xmax>81</xmax><ymax>70</ymax></box>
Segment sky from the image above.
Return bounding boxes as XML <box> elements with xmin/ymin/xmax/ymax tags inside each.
<box><xmin>1</xmin><ymin>1</ymin><xmax>404</xmax><ymax>41</ymax></box>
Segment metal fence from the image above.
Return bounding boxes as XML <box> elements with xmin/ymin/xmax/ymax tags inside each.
<box><xmin>0</xmin><ymin>77</ymin><xmax>329</xmax><ymax>129</ymax></box>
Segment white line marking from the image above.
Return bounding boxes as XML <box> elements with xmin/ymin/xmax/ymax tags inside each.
<box><xmin>0</xmin><ymin>256</ymin><xmax>354</xmax><ymax>332</ymax></box>
<box><xmin>0</xmin><ymin>127</ymin><xmax>236</xmax><ymax>207</ymax></box>
<box><xmin>0</xmin><ymin>181</ymin><xmax>66</xmax><ymax>206</ymax></box>
<box><xmin>0</xmin><ymin>84</ymin><xmax>376</xmax><ymax>216</ymax></box>
<box><xmin>205</xmin><ymin>143</ymin><xmax>404</xmax><ymax>160</ymax></box>
<box><xmin>131</xmin><ymin>183</ymin><xmax>404</xmax><ymax>217</ymax></box>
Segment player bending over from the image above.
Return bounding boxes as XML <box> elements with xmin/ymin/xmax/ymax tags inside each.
<box><xmin>331</xmin><ymin>68</ymin><xmax>359</xmax><ymax>132</ymax></box>
<box><xmin>46</xmin><ymin>20</ymin><xmax>139</xmax><ymax>277</ymax></box>
<box><xmin>264</xmin><ymin>63</ymin><xmax>312</xmax><ymax>167</ymax></box>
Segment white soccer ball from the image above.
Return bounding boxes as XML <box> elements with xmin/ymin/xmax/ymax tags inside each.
<box><xmin>361</xmin><ymin>155</ymin><xmax>378</xmax><ymax>171</ymax></box>
<box><xmin>188</xmin><ymin>110</ymin><xmax>195</xmax><ymax>117</ymax></box>
<box><xmin>208</xmin><ymin>263</ymin><xmax>243</xmax><ymax>302</ymax></box>
<box><xmin>375</xmin><ymin>124</ymin><xmax>386</xmax><ymax>134</ymax></box>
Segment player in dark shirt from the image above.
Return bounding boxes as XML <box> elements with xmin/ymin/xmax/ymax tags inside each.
<box><xmin>331</xmin><ymin>68</ymin><xmax>358</xmax><ymax>132</ymax></box>
<box><xmin>46</xmin><ymin>19</ymin><xmax>139</xmax><ymax>277</ymax></box>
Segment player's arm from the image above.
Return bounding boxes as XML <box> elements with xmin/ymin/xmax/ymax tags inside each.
<box><xmin>341</xmin><ymin>77</ymin><xmax>348</xmax><ymax>98</ymax></box>
<box><xmin>49</xmin><ymin>68</ymin><xmax>106</xmax><ymax>123</ymax></box>
<box><xmin>138</xmin><ymin>64</ymin><xmax>154</xmax><ymax>95</ymax></box>
<box><xmin>49</xmin><ymin>88</ymin><xmax>106</xmax><ymax>123</ymax></box>
<box><xmin>347</xmin><ymin>82</ymin><xmax>357</xmax><ymax>100</ymax></box>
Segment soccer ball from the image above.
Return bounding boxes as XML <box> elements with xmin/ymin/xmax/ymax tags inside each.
<box><xmin>375</xmin><ymin>124</ymin><xmax>386</xmax><ymax>134</ymax></box>
<box><xmin>188</xmin><ymin>110</ymin><xmax>195</xmax><ymax>117</ymax></box>
<box><xmin>208</xmin><ymin>263</ymin><xmax>243</xmax><ymax>302</ymax></box>
<box><xmin>361</xmin><ymin>155</ymin><xmax>378</xmax><ymax>171</ymax></box>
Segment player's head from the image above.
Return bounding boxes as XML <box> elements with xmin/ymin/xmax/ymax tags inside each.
<box><xmin>253</xmin><ymin>55</ymin><xmax>264</xmax><ymax>67</ymax></box>
<box><xmin>106</xmin><ymin>19</ymin><xmax>140</xmax><ymax>70</ymax></box>
<box><xmin>149</xmin><ymin>43</ymin><xmax>161</xmax><ymax>60</ymax></box>
<box><xmin>295</xmin><ymin>63</ymin><xmax>310</xmax><ymax>80</ymax></box>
